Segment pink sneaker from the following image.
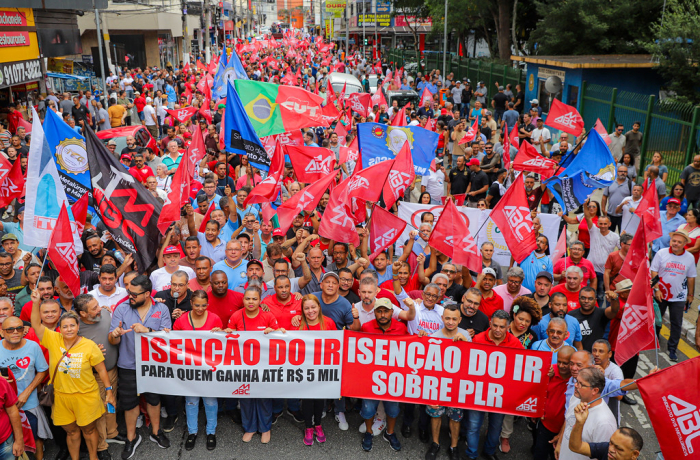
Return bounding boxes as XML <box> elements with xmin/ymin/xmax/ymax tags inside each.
<box><xmin>304</xmin><ymin>428</ymin><xmax>314</xmax><ymax>446</ymax></box>
<box><xmin>314</xmin><ymin>425</ymin><xmax>326</xmax><ymax>443</ymax></box>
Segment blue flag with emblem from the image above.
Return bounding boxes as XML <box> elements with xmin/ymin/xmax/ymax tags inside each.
<box><xmin>223</xmin><ymin>80</ymin><xmax>271</xmax><ymax>171</ymax></box>
<box><xmin>546</xmin><ymin>129</ymin><xmax>616</xmax><ymax>212</ymax></box>
<box><xmin>357</xmin><ymin>123</ymin><xmax>439</xmax><ymax>176</ymax></box>
<box><xmin>228</xmin><ymin>49</ymin><xmax>249</xmax><ymax>81</ymax></box>
<box><xmin>211</xmin><ymin>50</ymin><xmax>229</xmax><ymax>100</ymax></box>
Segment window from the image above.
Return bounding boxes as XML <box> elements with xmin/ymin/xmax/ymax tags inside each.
<box><xmin>568</xmin><ymin>85</ymin><xmax>579</xmax><ymax>107</ymax></box>
<box><xmin>537</xmin><ymin>79</ymin><xmax>561</xmax><ymax>114</ymax></box>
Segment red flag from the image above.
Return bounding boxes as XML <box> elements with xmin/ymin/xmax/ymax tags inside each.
<box><xmin>371</xmin><ymin>89</ymin><xmax>387</xmax><ymax>110</ymax></box>
<box><xmin>544</xmin><ymin>98</ymin><xmax>584</xmax><ymax>136</ymax></box>
<box><xmin>390</xmin><ymin>104</ymin><xmax>409</xmax><ymax>127</ymax></box>
<box><xmin>16</xmin><ymin>117</ymin><xmax>32</xmax><ymax>134</ymax></box>
<box><xmin>260</xmin><ymin>202</ymin><xmax>276</xmax><ymax>226</ymax></box>
<box><xmin>510</xmin><ymin>123</ymin><xmax>519</xmax><ymax>150</ymax></box>
<box><xmin>218</xmin><ymin>107</ymin><xmax>226</xmax><ymax>150</ymax></box>
<box><xmin>428</xmin><ymin>199</ymin><xmax>482</xmax><ymax>272</ymax></box>
<box><xmin>318</xmin><ymin>179</ymin><xmax>360</xmax><ymax>246</ymax></box>
<box><xmin>197</xmin><ymin>60</ymin><xmax>207</xmax><ymax>72</ymax></box>
<box><xmin>207</xmin><ymin>56</ymin><xmax>219</xmax><ymax>76</ymax></box>
<box><xmin>593</xmin><ymin>118</ymin><xmax>612</xmax><ymax>146</ymax></box>
<box><xmin>339</xmin><ymin>136</ymin><xmax>359</xmax><ymax>165</ymax></box>
<box><xmin>636</xmin><ymin>356</ymin><xmax>700</xmax><ymax>460</ymax></box>
<box><xmin>489</xmin><ymin>174</ymin><xmax>538</xmax><ymax>263</ymax></box>
<box><xmin>246</xmin><ymin>139</ymin><xmax>284</xmax><ymax>206</ymax></box>
<box><xmin>338</xmin><ymin>82</ymin><xmax>347</xmax><ymax>105</ymax></box>
<box><xmin>0</xmin><ymin>156</ymin><xmax>24</xmax><ymax>208</ymax></box>
<box><xmin>187</xmin><ymin>127</ymin><xmax>207</xmax><ymax>178</ymax></box>
<box><xmin>458</xmin><ymin>120</ymin><xmax>479</xmax><ymax>145</ymax></box>
<box><xmin>549</xmin><ymin>227</ymin><xmax>567</xmax><ymax>266</ymax></box>
<box><xmin>166</xmin><ymin>106</ymin><xmax>198</xmax><ymax>124</ymax></box>
<box><xmin>614</xmin><ymin>259</ymin><xmax>656</xmax><ymax>365</ymax></box>
<box><xmin>381</xmin><ymin>70</ymin><xmax>392</xmax><ymax>88</ymax></box>
<box><xmin>198</xmin><ymin>200</ymin><xmax>216</xmax><ymax>232</ymax></box>
<box><xmin>382</xmin><ymin>141</ymin><xmax>415</xmax><ymax>209</ymax></box>
<box><xmin>276</xmin><ymin>173</ymin><xmax>336</xmax><ymax>234</ymax></box>
<box><xmin>326</xmin><ymin>81</ymin><xmax>338</xmax><ymax>105</ymax></box>
<box><xmin>368</xmin><ymin>206</ymin><xmax>406</xmax><ymax>262</ymax></box>
<box><xmin>196</xmin><ymin>74</ymin><xmax>213</xmax><ymax>94</ymax></box>
<box><xmin>619</xmin><ymin>221</ymin><xmax>648</xmax><ymax>280</ymax></box>
<box><xmin>634</xmin><ymin>181</ymin><xmax>663</xmax><ymax>240</ymax></box>
<box><xmin>199</xmin><ymin>97</ymin><xmax>212</xmax><ymax>125</ymax></box>
<box><xmin>334</xmin><ymin>119</ymin><xmax>348</xmax><ymax>142</ymax></box>
<box><xmin>47</xmin><ymin>203</ymin><xmax>80</xmax><ymax>297</ymax></box>
<box><xmin>512</xmin><ymin>141</ymin><xmax>557</xmax><ymax>178</ymax></box>
<box><xmin>285</xmin><ymin>145</ymin><xmax>336</xmax><ymax>183</ymax></box>
<box><xmin>70</xmin><ymin>194</ymin><xmax>88</xmax><ymax>236</ymax></box>
<box><xmin>394</xmin><ymin>68</ymin><xmax>402</xmax><ymax>88</ymax></box>
<box><xmin>420</xmin><ymin>87</ymin><xmax>433</xmax><ymax>107</ymax></box>
<box><xmin>183</xmin><ymin>84</ymin><xmax>194</xmax><ymax>105</ymax></box>
<box><xmin>183</xmin><ymin>62</ymin><xmax>190</xmax><ymax>73</ymax></box>
<box><xmin>345</xmin><ymin>159</ymin><xmax>394</xmax><ymax>205</ymax></box>
<box><xmin>157</xmin><ymin>146</ymin><xmax>193</xmax><ymax>234</ymax></box>
<box><xmin>425</xmin><ymin>117</ymin><xmax>437</xmax><ymax>132</ymax></box>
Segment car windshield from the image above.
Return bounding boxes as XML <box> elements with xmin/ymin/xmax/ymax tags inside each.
<box><xmin>101</xmin><ymin>135</ymin><xmax>128</xmax><ymax>153</ymax></box>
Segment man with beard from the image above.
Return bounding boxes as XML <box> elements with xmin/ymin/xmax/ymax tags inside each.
<box><xmin>207</xmin><ymin>271</ymin><xmax>243</xmax><ymax>326</ymax></box>
<box><xmin>355</xmin><ymin>277</ymin><xmax>415</xmax><ymax>325</ymax></box>
<box><xmin>441</xmin><ymin>263</ymin><xmax>467</xmax><ymax>302</ymax></box>
<box><xmin>19</xmin><ymin>277</ymin><xmax>55</xmax><ymax>321</ymax></box>
<box><xmin>338</xmin><ymin>267</ymin><xmax>360</xmax><ymax>304</ymax></box>
<box><xmin>266</xmin><ymin>256</ymin><xmax>312</xmax><ymax>294</ymax></box>
<box><xmin>154</xmin><ymin>271</ymin><xmax>194</xmax><ymax>320</ymax></box>
<box><xmin>475</xmin><ymin>268</ymin><xmax>504</xmax><ymax>319</ymax></box>
<box><xmin>326</xmin><ymin>243</ymin><xmax>359</xmax><ymax>273</ymax></box>
<box><xmin>524</xmin><ymin>271</ymin><xmax>554</xmax><ymax>316</ymax></box>
<box><xmin>80</xmin><ymin>234</ymin><xmax>110</xmax><ymax>273</ymax></box>
<box><xmin>233</xmin><ymin>260</ymin><xmax>275</xmax><ymax>299</ymax></box>
<box><xmin>88</xmin><ymin>265</ymin><xmax>127</xmax><ymax>311</ymax></box>
<box><xmin>569</xmin><ymin>289</ymin><xmax>620</xmax><ymax>351</ymax></box>
<box><xmin>532</xmin><ymin>291</ymin><xmax>583</xmax><ymax>350</ymax></box>
<box><xmin>76</xmin><ymin>294</ymin><xmax>124</xmax><ymax>452</ymax></box>
<box><xmin>110</xmin><ymin>275</ymin><xmax>172</xmax><ymax>458</ymax></box>
<box><xmin>518</xmin><ymin>235</ymin><xmax>553</xmax><ymax>292</ymax></box>
<box><xmin>457</xmin><ymin>288</ymin><xmax>489</xmax><ymax>339</ymax></box>
<box><xmin>0</xmin><ymin>253</ymin><xmax>22</xmax><ymax>300</ymax></box>
<box><xmin>178</xmin><ymin>236</ymin><xmax>202</xmax><ymax>270</ymax></box>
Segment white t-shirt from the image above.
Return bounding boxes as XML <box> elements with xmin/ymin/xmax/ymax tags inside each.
<box><xmin>421</xmin><ymin>170</ymin><xmax>445</xmax><ymax>200</ymax></box>
<box><xmin>531</xmin><ymin>127</ymin><xmax>551</xmax><ymax>145</ymax></box>
<box><xmin>407</xmin><ymin>301</ymin><xmax>444</xmax><ymax>335</ymax></box>
<box><xmin>121</xmin><ymin>77</ymin><xmax>134</xmax><ymax>91</ymax></box>
<box><xmin>587</xmin><ymin>226</ymin><xmax>620</xmax><ymax>273</ymax></box>
<box><xmin>559</xmin><ymin>399</ymin><xmax>617</xmax><ymax>460</ymax></box>
<box><xmin>619</xmin><ymin>196</ymin><xmax>642</xmax><ymax>235</ymax></box>
<box><xmin>266</xmin><ymin>277</ymin><xmax>301</xmax><ymax>294</ymax></box>
<box><xmin>650</xmin><ymin>248</ymin><xmax>697</xmax><ymax>302</ymax></box>
<box><xmin>603</xmin><ymin>362</ymin><xmax>624</xmax><ymax>425</ymax></box>
<box><xmin>355</xmin><ymin>301</ymin><xmax>401</xmax><ymax>325</ymax></box>
<box><xmin>149</xmin><ymin>266</ymin><xmax>196</xmax><ymax>292</ymax></box>
<box><xmin>143</xmin><ymin>105</ymin><xmax>157</xmax><ymax>126</ymax></box>
<box><xmin>88</xmin><ymin>286</ymin><xmax>127</xmax><ymax>311</ymax></box>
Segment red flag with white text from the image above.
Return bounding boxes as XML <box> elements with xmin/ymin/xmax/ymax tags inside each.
<box><xmin>390</xmin><ymin>104</ymin><xmax>409</xmax><ymax>127</ymax></box>
<box><xmin>245</xmin><ymin>139</ymin><xmax>284</xmax><ymax>206</ymax></box>
<box><xmin>0</xmin><ymin>156</ymin><xmax>25</xmax><ymax>208</ymax></box>
<box><xmin>458</xmin><ymin>120</ymin><xmax>480</xmax><ymax>145</ymax></box>
<box><xmin>285</xmin><ymin>145</ymin><xmax>337</xmax><ymax>183</ymax></box>
<box><xmin>510</xmin><ymin>123</ymin><xmax>519</xmax><ymax>150</ymax></box>
<box><xmin>489</xmin><ymin>174</ymin><xmax>538</xmax><ymax>263</ymax></box>
<box><xmin>276</xmin><ymin>173</ymin><xmax>337</xmax><ymax>234</ymax></box>
<box><xmin>512</xmin><ymin>141</ymin><xmax>557</xmax><ymax>178</ymax></box>
<box><xmin>157</xmin><ymin>145</ymin><xmax>192</xmax><ymax>234</ymax></box>
<box><xmin>634</xmin><ymin>181</ymin><xmax>663</xmax><ymax>240</ymax></box>
<box><xmin>48</xmin><ymin>203</ymin><xmax>80</xmax><ymax>297</ymax></box>
<box><xmin>420</xmin><ymin>87</ymin><xmax>433</xmax><ymax>107</ymax></box>
<box><xmin>544</xmin><ymin>98</ymin><xmax>584</xmax><ymax>136</ymax></box>
<box><xmin>371</xmin><ymin>88</ymin><xmax>387</xmax><ymax>110</ymax></box>
<box><xmin>318</xmin><ymin>179</ymin><xmax>360</xmax><ymax>246</ymax></box>
<box><xmin>339</xmin><ymin>136</ymin><xmax>359</xmax><ymax>166</ymax></box>
<box><xmin>428</xmin><ymin>199</ymin><xmax>482</xmax><ymax>272</ymax></box>
<box><xmin>382</xmin><ymin>141</ymin><xmax>415</xmax><ymax>209</ymax></box>
<box><xmin>71</xmin><ymin>194</ymin><xmax>89</xmax><ymax>236</ymax></box>
<box><xmin>594</xmin><ymin>118</ymin><xmax>612</xmax><ymax>146</ymax></box>
<box><xmin>166</xmin><ymin>107</ymin><xmax>198</xmax><ymax>124</ymax></box>
<box><xmin>368</xmin><ymin>206</ymin><xmax>406</xmax><ymax>262</ymax></box>
<box><xmin>198</xmin><ymin>201</ymin><xmax>216</xmax><ymax>233</ymax></box>
<box><xmin>619</xmin><ymin>221</ymin><xmax>648</xmax><ymax>281</ymax></box>
<box><xmin>614</xmin><ymin>259</ymin><xmax>656</xmax><ymax>366</ymax></box>
<box><xmin>346</xmin><ymin>93</ymin><xmax>371</xmax><ymax>117</ymax></box>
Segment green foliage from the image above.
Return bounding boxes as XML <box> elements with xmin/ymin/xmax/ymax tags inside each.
<box><xmin>647</xmin><ymin>0</ymin><xmax>700</xmax><ymax>105</ymax></box>
<box><xmin>529</xmin><ymin>0</ymin><xmax>663</xmax><ymax>55</ymax></box>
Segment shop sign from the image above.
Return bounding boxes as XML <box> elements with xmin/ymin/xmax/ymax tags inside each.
<box><xmin>0</xmin><ymin>59</ymin><xmax>41</xmax><ymax>89</ymax></box>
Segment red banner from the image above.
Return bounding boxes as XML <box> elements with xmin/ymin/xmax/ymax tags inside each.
<box><xmin>341</xmin><ymin>331</ymin><xmax>550</xmax><ymax>416</ymax></box>
<box><xmin>48</xmin><ymin>203</ymin><xmax>81</xmax><ymax>297</ymax></box>
<box><xmin>635</xmin><ymin>181</ymin><xmax>663</xmax><ymax>240</ymax></box>
<box><xmin>637</xmin><ymin>357</ymin><xmax>700</xmax><ymax>459</ymax></box>
<box><xmin>346</xmin><ymin>93</ymin><xmax>372</xmax><ymax>117</ymax></box>
<box><xmin>544</xmin><ymin>98</ymin><xmax>584</xmax><ymax>137</ymax></box>
<box><xmin>458</xmin><ymin>120</ymin><xmax>479</xmax><ymax>145</ymax></box>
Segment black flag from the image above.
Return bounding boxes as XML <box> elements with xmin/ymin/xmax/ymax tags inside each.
<box><xmin>84</xmin><ymin>126</ymin><xmax>162</xmax><ymax>271</ymax></box>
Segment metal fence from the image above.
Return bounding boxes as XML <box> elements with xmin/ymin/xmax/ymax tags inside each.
<box><xmin>580</xmin><ymin>81</ymin><xmax>700</xmax><ymax>185</ymax></box>
<box><xmin>385</xmin><ymin>50</ymin><xmax>525</xmax><ymax>92</ymax></box>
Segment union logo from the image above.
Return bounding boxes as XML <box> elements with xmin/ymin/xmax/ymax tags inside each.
<box><xmin>56</xmin><ymin>138</ymin><xmax>88</xmax><ymax>175</ymax></box>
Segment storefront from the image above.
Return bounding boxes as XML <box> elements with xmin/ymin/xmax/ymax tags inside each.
<box><xmin>0</xmin><ymin>8</ymin><xmax>42</xmax><ymax>110</ymax></box>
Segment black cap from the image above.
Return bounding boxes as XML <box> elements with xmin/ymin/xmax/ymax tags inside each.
<box><xmin>536</xmin><ymin>271</ymin><xmax>553</xmax><ymax>283</ymax></box>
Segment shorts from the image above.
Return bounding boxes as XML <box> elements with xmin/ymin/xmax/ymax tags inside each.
<box><xmin>138</xmin><ymin>111</ymin><xmax>145</xmax><ymax>121</ymax></box>
<box><xmin>52</xmin><ymin>390</ymin><xmax>105</xmax><ymax>427</ymax></box>
<box><xmin>118</xmin><ymin>368</ymin><xmax>161</xmax><ymax>411</ymax></box>
<box><xmin>360</xmin><ymin>399</ymin><xmax>400</xmax><ymax>420</ymax></box>
<box><xmin>425</xmin><ymin>406</ymin><xmax>463</xmax><ymax>422</ymax></box>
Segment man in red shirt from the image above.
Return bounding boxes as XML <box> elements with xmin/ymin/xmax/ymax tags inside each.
<box><xmin>552</xmin><ymin>241</ymin><xmax>596</xmax><ymax>288</ymax></box>
<box><xmin>359</xmin><ymin>298</ymin><xmax>405</xmax><ymax>453</ymax></box>
<box><xmin>262</xmin><ymin>276</ymin><xmax>301</xmax><ymax>330</ymax></box>
<box><xmin>469</xmin><ymin>310</ymin><xmax>523</xmax><ymax>460</ymax></box>
<box><xmin>550</xmin><ymin>266</ymin><xmax>584</xmax><ymax>311</ymax></box>
<box><xmin>206</xmin><ymin>271</ymin><xmax>243</xmax><ymax>326</ymax></box>
<box><xmin>476</xmin><ymin>268</ymin><xmax>504</xmax><ymax>319</ymax></box>
<box><xmin>129</xmin><ymin>153</ymin><xmax>155</xmax><ymax>185</ymax></box>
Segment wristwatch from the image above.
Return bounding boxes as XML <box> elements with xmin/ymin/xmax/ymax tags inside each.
<box><xmin>105</xmin><ymin>386</ymin><xmax>113</xmax><ymax>391</ymax></box>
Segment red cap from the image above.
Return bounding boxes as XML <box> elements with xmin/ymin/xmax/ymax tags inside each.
<box><xmin>120</xmin><ymin>154</ymin><xmax>132</xmax><ymax>161</ymax></box>
<box><xmin>272</xmin><ymin>228</ymin><xmax>284</xmax><ymax>237</ymax></box>
<box><xmin>163</xmin><ymin>246</ymin><xmax>180</xmax><ymax>255</ymax></box>
<box><xmin>667</xmin><ymin>198</ymin><xmax>681</xmax><ymax>206</ymax></box>
<box><xmin>468</xmin><ymin>158</ymin><xmax>481</xmax><ymax>166</ymax></box>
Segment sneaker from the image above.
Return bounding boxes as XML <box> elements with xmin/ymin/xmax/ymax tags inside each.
<box><xmin>419</xmin><ymin>429</ymin><xmax>430</xmax><ymax>444</ymax></box>
<box><xmin>271</xmin><ymin>412</ymin><xmax>282</xmax><ymax>425</ymax></box>
<box><xmin>526</xmin><ymin>419</ymin><xmax>537</xmax><ymax>431</ymax></box>
<box><xmin>362</xmin><ymin>432</ymin><xmax>373</xmax><ymax>452</ymax></box>
<box><xmin>107</xmin><ymin>434</ymin><xmax>128</xmax><ymax>444</ymax></box>
<box><xmin>335</xmin><ymin>412</ymin><xmax>349</xmax><ymax>431</ymax></box>
<box><xmin>135</xmin><ymin>414</ymin><xmax>144</xmax><ymax>429</ymax></box>
<box><xmin>162</xmin><ymin>415</ymin><xmax>177</xmax><ymax>433</ymax></box>
<box><xmin>150</xmin><ymin>430</ymin><xmax>170</xmax><ymax>449</ymax></box>
<box><xmin>314</xmin><ymin>425</ymin><xmax>326</xmax><ymax>443</ymax></box>
<box><xmin>448</xmin><ymin>446</ymin><xmax>460</xmax><ymax>460</ymax></box>
<box><xmin>97</xmin><ymin>450</ymin><xmax>112</xmax><ymax>460</ymax></box>
<box><xmin>304</xmin><ymin>428</ymin><xmax>314</xmax><ymax>446</ymax></box>
<box><xmin>669</xmin><ymin>350</ymin><xmax>678</xmax><ymax>362</ymax></box>
<box><xmin>185</xmin><ymin>434</ymin><xmax>197</xmax><ymax>451</ymax></box>
<box><xmin>321</xmin><ymin>410</ymin><xmax>327</xmax><ymax>419</ymax></box>
<box><xmin>160</xmin><ymin>407</ymin><xmax>167</xmax><ymax>418</ymax></box>
<box><xmin>426</xmin><ymin>442</ymin><xmax>440</xmax><ymax>460</ymax></box>
<box><xmin>499</xmin><ymin>437</ymin><xmax>511</xmax><ymax>453</ymax></box>
<box><xmin>383</xmin><ymin>431</ymin><xmax>402</xmax><ymax>452</ymax></box>
<box><xmin>206</xmin><ymin>434</ymin><xmax>216</xmax><ymax>451</ymax></box>
<box><xmin>371</xmin><ymin>417</ymin><xmax>385</xmax><ymax>436</ymax></box>
<box><xmin>359</xmin><ymin>421</ymin><xmax>367</xmax><ymax>433</ymax></box>
<box><xmin>288</xmin><ymin>409</ymin><xmax>305</xmax><ymax>423</ymax></box>
<box><xmin>121</xmin><ymin>434</ymin><xmax>141</xmax><ymax>460</ymax></box>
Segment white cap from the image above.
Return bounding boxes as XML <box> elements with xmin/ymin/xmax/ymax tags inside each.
<box><xmin>530</xmin><ymin>99</ymin><xmax>539</xmax><ymax>104</ymax></box>
<box><xmin>146</xmin><ymin>97</ymin><xmax>152</xmax><ymax>103</ymax></box>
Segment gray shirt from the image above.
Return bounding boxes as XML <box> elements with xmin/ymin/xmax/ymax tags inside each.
<box><xmin>59</xmin><ymin>99</ymin><xmax>74</xmax><ymax>115</ymax></box>
<box><xmin>503</xmin><ymin>109</ymin><xmax>520</xmax><ymax>130</ymax></box>
<box><xmin>80</xmin><ymin>313</ymin><xmax>119</xmax><ymax>370</ymax></box>
<box><xmin>431</xmin><ymin>327</ymin><xmax>472</xmax><ymax>341</ymax></box>
<box><xmin>97</xmin><ymin>108</ymin><xmax>111</xmax><ymax>131</ymax></box>
<box><xmin>110</xmin><ymin>301</ymin><xmax>171</xmax><ymax>370</ymax></box>
<box><xmin>146</xmin><ymin>155</ymin><xmax>164</xmax><ymax>172</ymax></box>
<box><xmin>603</xmin><ymin>179</ymin><xmax>632</xmax><ymax>217</ymax></box>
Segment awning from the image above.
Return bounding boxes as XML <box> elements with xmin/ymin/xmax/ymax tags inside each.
<box><xmin>46</xmin><ymin>72</ymin><xmax>90</xmax><ymax>80</ymax></box>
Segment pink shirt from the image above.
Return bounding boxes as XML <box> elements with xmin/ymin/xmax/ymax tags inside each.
<box><xmin>492</xmin><ymin>284</ymin><xmax>532</xmax><ymax>314</ymax></box>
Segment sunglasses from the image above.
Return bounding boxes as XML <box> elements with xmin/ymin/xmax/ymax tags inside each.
<box><xmin>3</xmin><ymin>326</ymin><xmax>22</xmax><ymax>333</ymax></box>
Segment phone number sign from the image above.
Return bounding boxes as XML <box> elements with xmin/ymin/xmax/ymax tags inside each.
<box><xmin>0</xmin><ymin>59</ymin><xmax>41</xmax><ymax>89</ymax></box>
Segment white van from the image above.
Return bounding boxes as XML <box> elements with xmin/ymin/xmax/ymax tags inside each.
<box><xmin>327</xmin><ymin>72</ymin><xmax>364</xmax><ymax>96</ymax></box>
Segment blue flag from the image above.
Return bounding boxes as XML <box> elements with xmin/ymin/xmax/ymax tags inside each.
<box><xmin>223</xmin><ymin>80</ymin><xmax>271</xmax><ymax>171</ymax></box>
<box><xmin>357</xmin><ymin>123</ymin><xmax>439</xmax><ymax>176</ymax></box>
<box><xmin>546</xmin><ymin>130</ymin><xmax>616</xmax><ymax>211</ymax></box>
<box><xmin>212</xmin><ymin>51</ymin><xmax>229</xmax><ymax>100</ymax></box>
<box><xmin>228</xmin><ymin>49</ymin><xmax>249</xmax><ymax>80</ymax></box>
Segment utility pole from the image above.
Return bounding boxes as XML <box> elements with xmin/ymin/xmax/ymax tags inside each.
<box><xmin>373</xmin><ymin>0</ymin><xmax>377</xmax><ymax>60</ymax></box>
<box><xmin>442</xmin><ymin>0</ymin><xmax>447</xmax><ymax>78</ymax></box>
<box><xmin>181</xmin><ymin>0</ymin><xmax>189</xmax><ymax>64</ymax></box>
<box><xmin>93</xmin><ymin>0</ymin><xmax>107</xmax><ymax>99</ymax></box>
<box><xmin>204</xmin><ymin>0</ymin><xmax>211</xmax><ymax>62</ymax></box>
<box><xmin>345</xmin><ymin>2</ymin><xmax>349</xmax><ymax>59</ymax></box>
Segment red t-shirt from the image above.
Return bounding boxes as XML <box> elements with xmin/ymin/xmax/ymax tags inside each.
<box><xmin>550</xmin><ymin>284</ymin><xmax>582</xmax><ymax>311</ymax></box>
<box><xmin>207</xmin><ymin>290</ymin><xmax>244</xmax><ymax>326</ymax></box>
<box><xmin>472</xmin><ymin>329</ymin><xmax>524</xmax><ymax>349</ymax></box>
<box><xmin>380</xmin><ymin>273</ymin><xmax>421</xmax><ymax>295</ymax></box>
<box><xmin>207</xmin><ymin>161</ymin><xmax>235</xmax><ymax>178</ymax></box>
<box><xmin>173</xmin><ymin>312</ymin><xmax>223</xmax><ymax>331</ymax></box>
<box><xmin>130</xmin><ymin>166</ymin><xmax>155</xmax><ymax>184</ymax></box>
<box><xmin>577</xmin><ymin>216</ymin><xmax>598</xmax><ymax>249</ymax></box>
<box><xmin>361</xmin><ymin>319</ymin><xmax>408</xmax><ymax>335</ymax></box>
<box><xmin>298</xmin><ymin>317</ymin><xmax>337</xmax><ymax>331</ymax></box>
<box><xmin>262</xmin><ymin>295</ymin><xmax>302</xmax><ymax>330</ymax></box>
<box><xmin>478</xmin><ymin>291</ymin><xmax>504</xmax><ymax>319</ymax></box>
<box><xmin>0</xmin><ymin>376</ymin><xmax>18</xmax><ymax>443</ymax></box>
<box><xmin>20</xmin><ymin>298</ymin><xmax>60</xmax><ymax>322</ymax></box>
<box><xmin>553</xmin><ymin>257</ymin><xmax>596</xmax><ymax>287</ymax></box>
<box><xmin>134</xmin><ymin>97</ymin><xmax>147</xmax><ymax>112</ymax></box>
<box><xmin>228</xmin><ymin>309</ymin><xmax>280</xmax><ymax>331</ymax></box>
<box><xmin>541</xmin><ymin>364</ymin><xmax>569</xmax><ymax>433</ymax></box>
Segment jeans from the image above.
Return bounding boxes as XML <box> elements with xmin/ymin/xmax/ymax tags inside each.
<box><xmin>272</xmin><ymin>398</ymin><xmax>300</xmax><ymax>415</ymax></box>
<box><xmin>460</xmin><ymin>103</ymin><xmax>470</xmax><ymax>119</ymax></box>
<box><xmin>360</xmin><ymin>399</ymin><xmax>399</xmax><ymax>420</ymax></box>
<box><xmin>494</xmin><ymin>109</ymin><xmax>505</xmax><ymax>124</ymax></box>
<box><xmin>240</xmin><ymin>398</ymin><xmax>273</xmax><ymax>433</ymax></box>
<box><xmin>609</xmin><ymin>215</ymin><xmax>622</xmax><ymax>233</ymax></box>
<box><xmin>402</xmin><ymin>403</ymin><xmax>430</xmax><ymax>431</ymax></box>
<box><xmin>658</xmin><ymin>300</ymin><xmax>685</xmax><ymax>352</ymax></box>
<box><xmin>595</xmin><ymin>271</ymin><xmax>606</xmax><ymax>307</ymax></box>
<box><xmin>540</xmin><ymin>203</ymin><xmax>552</xmax><ymax>214</ymax></box>
<box><xmin>465</xmin><ymin>410</ymin><xmax>505</xmax><ymax>458</ymax></box>
<box><xmin>0</xmin><ymin>434</ymin><xmax>13</xmax><ymax>460</ymax></box>
<box><xmin>333</xmin><ymin>397</ymin><xmax>346</xmax><ymax>415</ymax></box>
<box><xmin>532</xmin><ymin>420</ymin><xmax>556</xmax><ymax>460</ymax></box>
<box><xmin>185</xmin><ymin>396</ymin><xmax>218</xmax><ymax>435</ymax></box>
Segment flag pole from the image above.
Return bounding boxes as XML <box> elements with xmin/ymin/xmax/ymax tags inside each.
<box><xmin>587</xmin><ymin>380</ymin><xmax>637</xmax><ymax>405</ymax></box>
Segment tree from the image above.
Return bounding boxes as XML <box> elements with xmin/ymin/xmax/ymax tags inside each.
<box><xmin>647</xmin><ymin>0</ymin><xmax>700</xmax><ymax>104</ymax></box>
<box><xmin>425</xmin><ymin>0</ymin><xmax>491</xmax><ymax>58</ymax></box>
<box><xmin>391</xmin><ymin>0</ymin><xmax>430</xmax><ymax>64</ymax></box>
<box><xmin>529</xmin><ymin>0</ymin><xmax>663</xmax><ymax>55</ymax></box>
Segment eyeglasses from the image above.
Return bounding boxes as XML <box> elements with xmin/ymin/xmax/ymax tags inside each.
<box><xmin>424</xmin><ymin>293</ymin><xmax>439</xmax><ymax>300</ymax></box>
<box><xmin>127</xmin><ymin>290</ymin><xmax>146</xmax><ymax>298</ymax></box>
<box><xmin>574</xmin><ymin>381</ymin><xmax>592</xmax><ymax>388</ymax></box>
<box><xmin>3</xmin><ymin>326</ymin><xmax>22</xmax><ymax>333</ymax></box>
<box><xmin>442</xmin><ymin>269</ymin><xmax>457</xmax><ymax>274</ymax></box>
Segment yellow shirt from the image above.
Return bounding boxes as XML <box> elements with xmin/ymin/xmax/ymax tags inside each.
<box><xmin>107</xmin><ymin>104</ymin><xmax>126</xmax><ymax>127</ymax></box>
<box><xmin>41</xmin><ymin>329</ymin><xmax>104</xmax><ymax>394</ymax></box>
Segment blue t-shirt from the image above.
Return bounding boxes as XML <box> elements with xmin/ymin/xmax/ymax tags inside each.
<box><xmin>311</xmin><ymin>291</ymin><xmax>354</xmax><ymax>329</ymax></box>
<box><xmin>588</xmin><ymin>442</ymin><xmax>609</xmax><ymax>460</ymax></box>
<box><xmin>519</xmin><ymin>252</ymin><xmax>553</xmax><ymax>292</ymax></box>
<box><xmin>0</xmin><ymin>340</ymin><xmax>48</xmax><ymax>410</ymax></box>
<box><xmin>532</xmin><ymin>313</ymin><xmax>582</xmax><ymax>346</ymax></box>
<box><xmin>110</xmin><ymin>301</ymin><xmax>171</xmax><ymax>370</ymax></box>
<box><xmin>530</xmin><ymin>339</ymin><xmax>560</xmax><ymax>363</ymax></box>
<box><xmin>212</xmin><ymin>259</ymin><xmax>249</xmax><ymax>290</ymax></box>
<box><xmin>369</xmin><ymin>265</ymin><xmax>393</xmax><ymax>285</ymax></box>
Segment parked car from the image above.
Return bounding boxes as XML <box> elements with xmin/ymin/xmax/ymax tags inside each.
<box><xmin>386</xmin><ymin>89</ymin><xmax>419</xmax><ymax>110</ymax></box>
<box><xmin>368</xmin><ymin>75</ymin><xmax>379</xmax><ymax>94</ymax></box>
<box><xmin>95</xmin><ymin>125</ymin><xmax>158</xmax><ymax>155</ymax></box>
<box><xmin>328</xmin><ymin>72</ymin><xmax>364</xmax><ymax>96</ymax></box>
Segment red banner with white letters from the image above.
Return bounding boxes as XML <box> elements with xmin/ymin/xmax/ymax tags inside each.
<box><xmin>341</xmin><ymin>331</ymin><xmax>550</xmax><ymax>416</ymax></box>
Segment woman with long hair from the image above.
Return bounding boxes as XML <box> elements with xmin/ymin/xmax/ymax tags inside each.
<box><xmin>677</xmin><ymin>208</ymin><xmax>700</xmax><ymax>264</ymax></box>
<box><xmin>620</xmin><ymin>152</ymin><xmax>636</xmax><ymax>181</ymax></box>
<box><xmin>643</xmin><ymin>151</ymin><xmax>668</xmax><ymax>182</ymax></box>
<box><xmin>661</xmin><ymin>182</ymin><xmax>688</xmax><ymax>214</ymax></box>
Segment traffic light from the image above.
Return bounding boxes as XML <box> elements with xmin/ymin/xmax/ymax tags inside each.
<box><xmin>364</xmin><ymin>38</ymin><xmax>368</xmax><ymax>46</ymax></box>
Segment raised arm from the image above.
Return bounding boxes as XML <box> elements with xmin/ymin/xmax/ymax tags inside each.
<box><xmin>29</xmin><ymin>289</ymin><xmax>45</xmax><ymax>341</ymax></box>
